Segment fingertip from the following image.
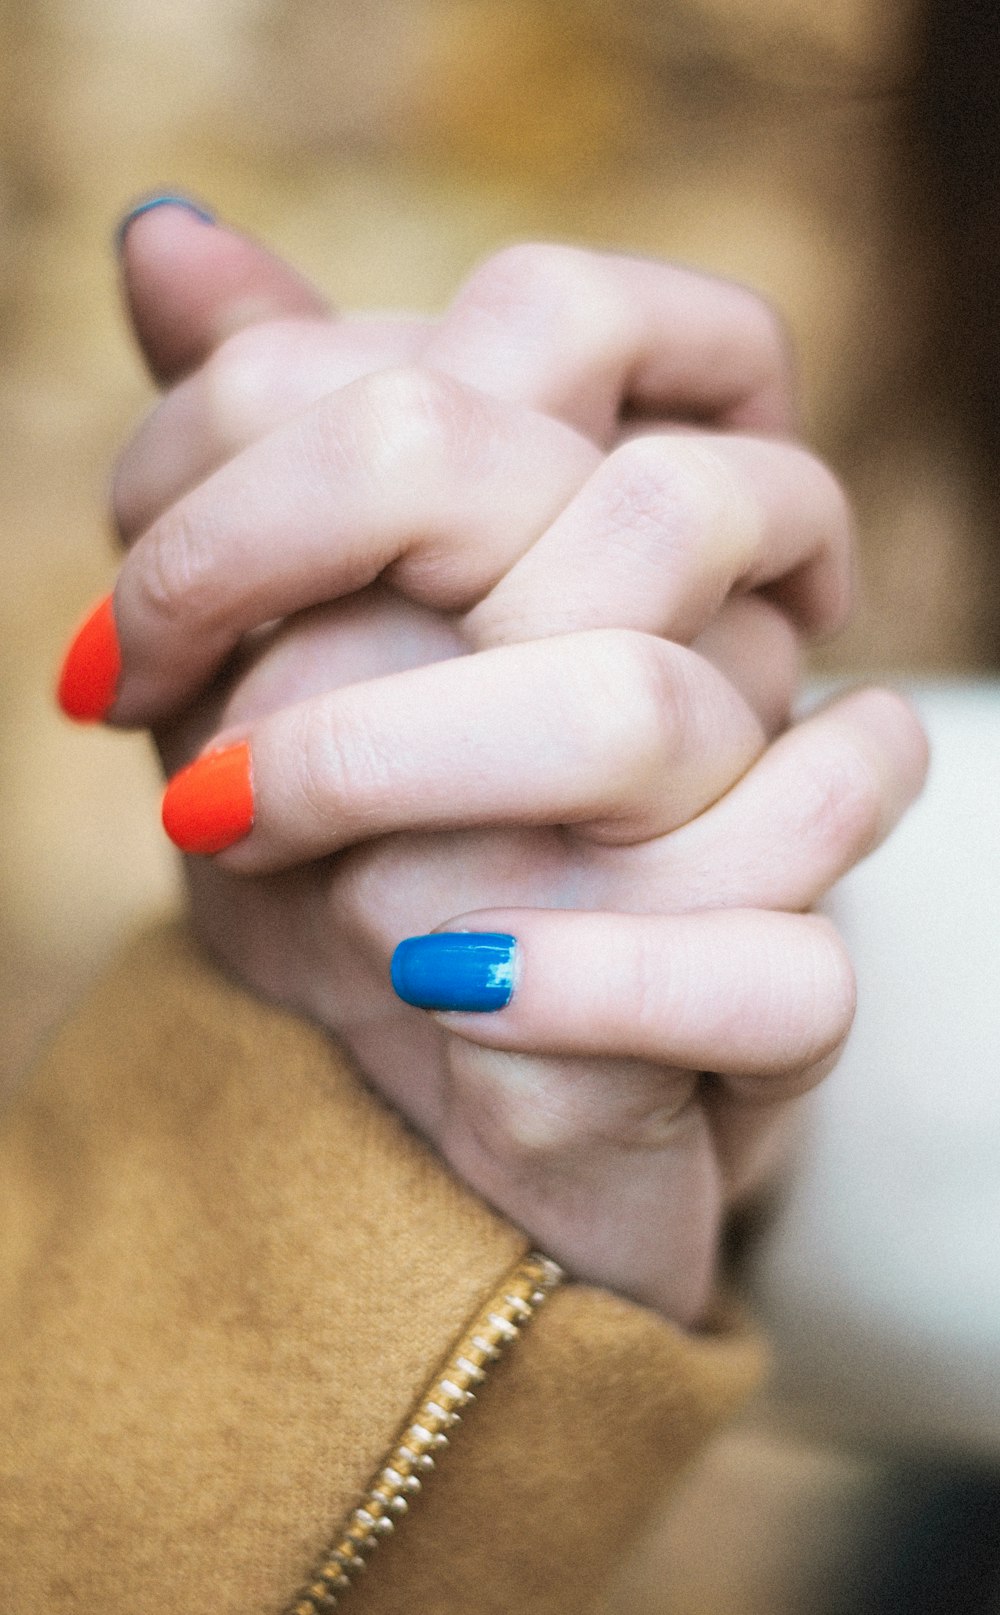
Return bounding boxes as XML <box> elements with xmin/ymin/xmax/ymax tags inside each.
<box><xmin>115</xmin><ymin>192</ymin><xmax>216</xmax><ymax>254</ymax></box>
<box><xmin>861</xmin><ymin>686</ymin><xmax>931</xmax><ymax>796</ymax></box>
<box><xmin>390</xmin><ymin>931</ymin><xmax>518</xmax><ymax>1013</ymax></box>
<box><xmin>117</xmin><ymin>195</ymin><xmax>333</xmax><ymax>385</ymax></box>
<box><xmin>161</xmin><ymin>741</ymin><xmax>255</xmax><ymax>856</ymax></box>
<box><xmin>55</xmin><ymin>594</ymin><xmax>122</xmax><ymax>723</ymax></box>
<box><xmin>820</xmin><ymin>683</ymin><xmax>931</xmax><ymax>835</ymax></box>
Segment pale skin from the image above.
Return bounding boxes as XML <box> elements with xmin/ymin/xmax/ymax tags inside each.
<box><xmin>96</xmin><ymin>204</ymin><xmax>928</xmax><ymax>1323</ymax></box>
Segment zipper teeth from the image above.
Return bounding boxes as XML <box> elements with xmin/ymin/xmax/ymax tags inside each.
<box><xmin>285</xmin><ymin>1252</ymin><xmax>564</xmax><ymax>1614</ymax></box>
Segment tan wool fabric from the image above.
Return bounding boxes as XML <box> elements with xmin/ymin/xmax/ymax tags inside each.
<box><xmin>0</xmin><ymin>924</ymin><xmax>764</xmax><ymax>1612</ymax></box>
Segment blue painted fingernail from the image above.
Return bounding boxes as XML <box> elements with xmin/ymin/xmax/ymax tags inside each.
<box><xmin>115</xmin><ymin>193</ymin><xmax>216</xmax><ymax>251</ymax></box>
<box><xmin>391</xmin><ymin>932</ymin><xmax>517</xmax><ymax>1013</ymax></box>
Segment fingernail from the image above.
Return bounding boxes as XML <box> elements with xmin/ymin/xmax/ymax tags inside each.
<box><xmin>391</xmin><ymin>933</ymin><xmax>517</xmax><ymax>1012</ymax></box>
<box><xmin>161</xmin><ymin>741</ymin><xmax>254</xmax><ymax>855</ymax></box>
<box><xmin>56</xmin><ymin>594</ymin><xmax>122</xmax><ymax>722</ymax></box>
<box><xmin>115</xmin><ymin>193</ymin><xmax>216</xmax><ymax>251</ymax></box>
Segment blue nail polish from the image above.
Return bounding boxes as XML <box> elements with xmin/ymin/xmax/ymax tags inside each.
<box><xmin>115</xmin><ymin>194</ymin><xmax>216</xmax><ymax>251</ymax></box>
<box><xmin>391</xmin><ymin>933</ymin><xmax>517</xmax><ymax>1013</ymax></box>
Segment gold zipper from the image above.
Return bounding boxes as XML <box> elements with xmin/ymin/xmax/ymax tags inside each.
<box><xmin>285</xmin><ymin>1252</ymin><xmax>564</xmax><ymax>1614</ymax></box>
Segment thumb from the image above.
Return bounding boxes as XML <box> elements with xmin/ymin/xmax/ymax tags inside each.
<box><xmin>117</xmin><ymin>194</ymin><xmax>333</xmax><ymax>386</ymax></box>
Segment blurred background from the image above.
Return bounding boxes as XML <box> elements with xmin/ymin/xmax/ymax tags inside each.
<box><xmin>2</xmin><ymin>1</ymin><xmax>997</xmax><ymax>1610</ymax></box>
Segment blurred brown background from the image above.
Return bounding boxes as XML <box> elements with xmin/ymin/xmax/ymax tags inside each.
<box><xmin>1</xmin><ymin>2</ymin><xmax>994</xmax><ymax>1610</ymax></box>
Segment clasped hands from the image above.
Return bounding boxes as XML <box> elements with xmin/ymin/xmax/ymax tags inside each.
<box><xmin>59</xmin><ymin>202</ymin><xmax>927</xmax><ymax>1322</ymax></box>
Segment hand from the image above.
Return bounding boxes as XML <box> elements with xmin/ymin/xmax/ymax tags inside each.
<box><xmin>110</xmin><ymin>204</ymin><xmax>853</xmax><ymax>737</ymax></box>
<box><xmin>60</xmin><ymin>205</ymin><xmax>927</xmax><ymax>1322</ymax></box>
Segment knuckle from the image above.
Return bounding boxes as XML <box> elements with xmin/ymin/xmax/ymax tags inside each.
<box><xmin>109</xmin><ymin>448</ymin><xmax>142</xmax><ymax>546</ymax></box>
<box><xmin>596</xmin><ymin>629</ymin><xmax>682</xmax><ymax>770</ymax></box>
<box><xmin>203</xmin><ymin>324</ymin><xmax>288</xmax><ymax>445</ymax></box>
<box><xmin>133</xmin><ymin>507</ymin><xmax>218</xmax><ymax>631</ymax></box>
<box><xmin>626</xmin><ymin>927</ymin><xmax>669</xmax><ymax>1047</ymax></box>
<box><xmin>792</xmin><ymin>446</ymin><xmax>856</xmax><ymax>625</ymax></box>
<box><xmin>324</xmin><ymin>844</ymin><xmax>402</xmax><ymax>954</ymax></box>
<box><xmin>739</xmin><ymin>285</ymin><xmax>790</xmax><ymax>361</ymax></box>
<box><xmin>286</xmin><ymin>701</ymin><xmax>348</xmax><ymax>829</ymax></box>
<box><xmin>604</xmin><ymin>433</ymin><xmax>718</xmax><ymax>533</ymax></box>
<box><xmin>466</xmin><ymin>241</ymin><xmax>594</xmax><ymax>304</ymax></box>
<box><xmin>555</xmin><ymin>632</ymin><xmax>683</xmax><ymax>827</ymax></box>
<box><xmin>287</xmin><ymin>695</ymin><xmax>392</xmax><ymax>835</ymax></box>
<box><xmin>795</xmin><ymin>730</ymin><xmax>886</xmax><ymax>866</ymax></box>
<box><xmin>604</xmin><ymin>434</ymin><xmax>682</xmax><ymax>521</ymax></box>
<box><xmin>719</xmin><ymin>281</ymin><xmax>794</xmax><ymax>379</ymax></box>
<box><xmin>799</xmin><ymin>444</ymin><xmax>853</xmax><ymax>530</ymax></box>
<box><xmin>719</xmin><ymin>284</ymin><xmax>798</xmax><ymax>425</ymax></box>
<box><xmin>861</xmin><ymin>687</ymin><xmax>931</xmax><ymax>797</ymax></box>
<box><xmin>494</xmin><ymin>1092</ymin><xmax>580</xmax><ymax>1160</ymax></box>
<box><xmin>799</xmin><ymin>915</ymin><xmax>857</xmax><ymax>1059</ymax></box>
<box><xmin>460</xmin><ymin>242</ymin><xmax>620</xmax><ymax>338</ymax></box>
<box><xmin>742</xmin><ymin>915</ymin><xmax>856</xmax><ymax>1084</ymax></box>
<box><xmin>602</xmin><ymin>434</ymin><xmax>755</xmax><ymax>583</ymax></box>
<box><xmin>456</xmin><ymin>1051</ymin><xmax>588</xmax><ymax>1164</ymax></box>
<box><xmin>345</xmin><ymin>364</ymin><xmax>471</xmax><ymax>483</ymax></box>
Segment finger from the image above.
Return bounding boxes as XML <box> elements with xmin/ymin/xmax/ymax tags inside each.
<box><xmin>115</xmin><ymin>240</ymin><xmax>798</xmax><ymax>545</ymax></box>
<box><xmin>112</xmin><ymin>316</ymin><xmax>432</xmax><ymax>542</ymax></box>
<box><xmin>438</xmin><ymin>1038</ymin><xmax>827</xmax><ymax>1318</ymax></box>
<box><xmin>601</xmin><ymin>685</ymin><xmax>930</xmax><ymax>913</ymax></box>
<box><xmin>438</xmin><ymin>1039</ymin><xmax>721</xmax><ymax>1325</ymax></box>
<box><xmin>463</xmin><ymin>431</ymin><xmax>854</xmax><ymax>649</ymax></box>
<box><xmin>391</xmin><ymin>907</ymin><xmax>856</xmax><ymax>1084</ymax></box>
<box><xmin>102</xmin><ymin>371</ymin><xmax>598</xmax><ymax>723</ymax></box>
<box><xmin>691</xmin><ymin>596</ymin><xmax>801</xmax><ymax>737</ymax></box>
<box><xmin>424</xmin><ymin>244</ymin><xmax>798</xmax><ymax>443</ymax></box>
<box><xmin>118</xmin><ymin>198</ymin><xmax>333</xmax><ymax>385</ymax></box>
<box><xmin>160</xmin><ymin>632</ymin><xmax>765</xmax><ymax>872</ymax></box>
<box><xmin>104</xmin><ymin>376</ymin><xmax>843</xmax><ymax>727</ymax></box>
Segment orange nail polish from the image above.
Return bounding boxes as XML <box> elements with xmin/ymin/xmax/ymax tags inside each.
<box><xmin>56</xmin><ymin>595</ymin><xmax>122</xmax><ymax>722</ymax></box>
<box><xmin>161</xmin><ymin>741</ymin><xmax>255</xmax><ymax>855</ymax></box>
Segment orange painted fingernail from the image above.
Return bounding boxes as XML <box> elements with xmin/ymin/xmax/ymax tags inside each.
<box><xmin>161</xmin><ymin>741</ymin><xmax>255</xmax><ymax>855</ymax></box>
<box><xmin>56</xmin><ymin>594</ymin><xmax>122</xmax><ymax>722</ymax></box>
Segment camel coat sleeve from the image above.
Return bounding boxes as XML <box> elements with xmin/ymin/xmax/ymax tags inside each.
<box><xmin>0</xmin><ymin>922</ymin><xmax>764</xmax><ymax>1614</ymax></box>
